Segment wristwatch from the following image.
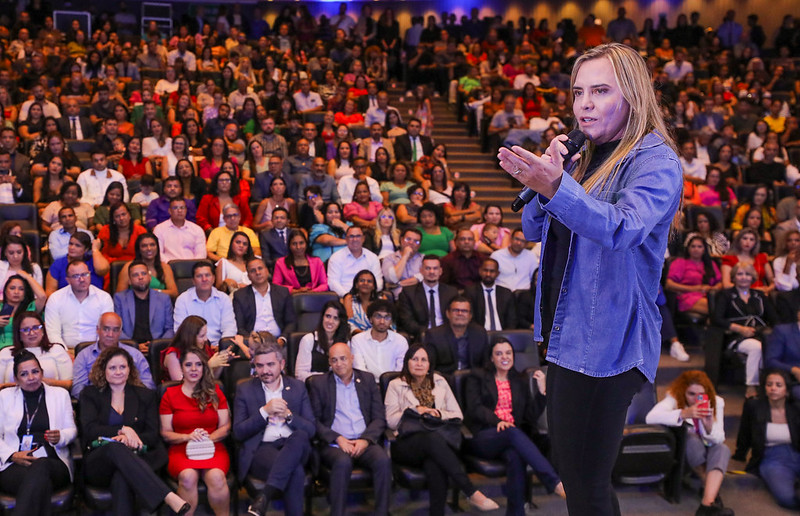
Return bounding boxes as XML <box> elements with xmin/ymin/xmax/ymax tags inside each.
<box><xmin>285</xmin><ymin>411</ymin><xmax>294</xmax><ymax>424</ymax></box>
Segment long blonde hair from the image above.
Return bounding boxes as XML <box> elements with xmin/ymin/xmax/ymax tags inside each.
<box><xmin>570</xmin><ymin>43</ymin><xmax>678</xmax><ymax>194</ymax></box>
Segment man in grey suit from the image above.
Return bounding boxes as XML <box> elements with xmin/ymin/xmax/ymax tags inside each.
<box><xmin>234</xmin><ymin>341</ymin><xmax>315</xmax><ymax>516</ymax></box>
<box><xmin>112</xmin><ymin>260</ymin><xmax>174</xmax><ymax>354</ymax></box>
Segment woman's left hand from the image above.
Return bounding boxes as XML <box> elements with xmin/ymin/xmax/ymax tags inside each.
<box><xmin>496</xmin><ymin>421</ymin><xmax>514</xmax><ymax>432</ymax></box>
<box><xmin>533</xmin><ymin>370</ymin><xmax>547</xmax><ymax>395</ymax></box>
<box><xmin>497</xmin><ymin>136</ymin><xmax>573</xmax><ymax>199</ymax></box>
<box><xmin>44</xmin><ymin>429</ymin><xmax>60</xmax><ymax>445</ymax></box>
<box><xmin>118</xmin><ymin>426</ymin><xmax>143</xmax><ymax>450</ymax></box>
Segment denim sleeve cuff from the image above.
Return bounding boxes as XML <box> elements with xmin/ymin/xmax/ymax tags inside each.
<box><xmin>539</xmin><ymin>173</ymin><xmax>581</xmax><ymax>219</ymax></box>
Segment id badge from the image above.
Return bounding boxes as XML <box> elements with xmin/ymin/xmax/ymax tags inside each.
<box><xmin>32</xmin><ymin>446</ymin><xmax>48</xmax><ymax>458</ymax></box>
<box><xmin>20</xmin><ymin>434</ymin><xmax>33</xmax><ymax>451</ymax></box>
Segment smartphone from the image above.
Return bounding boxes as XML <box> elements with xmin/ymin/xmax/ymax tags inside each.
<box><xmin>696</xmin><ymin>393</ymin><xmax>710</xmax><ymax>411</ymax></box>
<box><xmin>0</xmin><ymin>303</ymin><xmax>14</xmax><ymax>317</ymax></box>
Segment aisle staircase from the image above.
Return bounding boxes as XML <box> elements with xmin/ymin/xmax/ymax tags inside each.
<box><xmin>390</xmin><ymin>89</ymin><xmax>523</xmax><ymax>228</ymax></box>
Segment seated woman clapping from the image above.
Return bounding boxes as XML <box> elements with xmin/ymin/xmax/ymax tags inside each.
<box><xmin>464</xmin><ymin>338</ymin><xmax>565</xmax><ymax>515</ymax></box>
<box><xmin>646</xmin><ymin>370</ymin><xmax>733</xmax><ymax>516</ymax></box>
<box><xmin>79</xmin><ymin>347</ymin><xmax>190</xmax><ymax>516</ymax></box>
<box><xmin>160</xmin><ymin>349</ymin><xmax>231</xmax><ymax>516</ymax></box>
<box><xmin>384</xmin><ymin>344</ymin><xmax>499</xmax><ymax>514</ymax></box>
<box><xmin>0</xmin><ymin>351</ymin><xmax>77</xmax><ymax>514</ymax></box>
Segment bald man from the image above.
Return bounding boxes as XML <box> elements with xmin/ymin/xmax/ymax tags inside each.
<box><xmin>307</xmin><ymin>343</ymin><xmax>391</xmax><ymax>516</ymax></box>
<box><xmin>71</xmin><ymin>312</ymin><xmax>155</xmax><ymax>397</ymax></box>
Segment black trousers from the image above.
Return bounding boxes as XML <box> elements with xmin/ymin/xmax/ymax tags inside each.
<box><xmin>0</xmin><ymin>457</ymin><xmax>70</xmax><ymax>516</ymax></box>
<box><xmin>85</xmin><ymin>443</ymin><xmax>170</xmax><ymax>515</ymax></box>
<box><xmin>320</xmin><ymin>443</ymin><xmax>392</xmax><ymax>516</ymax></box>
<box><xmin>249</xmin><ymin>431</ymin><xmax>311</xmax><ymax>516</ymax></box>
<box><xmin>392</xmin><ymin>432</ymin><xmax>475</xmax><ymax>516</ymax></box>
<box><xmin>546</xmin><ymin>363</ymin><xmax>645</xmax><ymax>516</ymax></box>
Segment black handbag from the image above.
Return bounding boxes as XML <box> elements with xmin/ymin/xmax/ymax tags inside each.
<box><xmin>397</xmin><ymin>408</ymin><xmax>463</xmax><ymax>449</ymax></box>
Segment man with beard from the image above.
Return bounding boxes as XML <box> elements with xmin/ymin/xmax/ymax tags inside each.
<box><xmin>113</xmin><ymin>260</ymin><xmax>175</xmax><ymax>354</ymax></box>
<box><xmin>234</xmin><ymin>341</ymin><xmax>315</xmax><ymax>516</ymax></box>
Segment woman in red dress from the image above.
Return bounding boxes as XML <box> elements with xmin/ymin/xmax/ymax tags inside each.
<box><xmin>159</xmin><ymin>349</ymin><xmax>231</xmax><ymax>516</ymax></box>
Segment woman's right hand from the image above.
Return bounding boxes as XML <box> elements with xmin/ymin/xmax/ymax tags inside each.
<box><xmin>680</xmin><ymin>405</ymin><xmax>713</xmax><ymax>420</ymax></box>
<box><xmin>188</xmin><ymin>428</ymin><xmax>209</xmax><ymax>442</ymax></box>
<box><xmin>10</xmin><ymin>450</ymin><xmax>36</xmax><ymax>466</ymax></box>
<box><xmin>208</xmin><ymin>350</ymin><xmax>231</xmax><ymax>369</ymax></box>
<box><xmin>0</xmin><ymin>315</ymin><xmax>10</xmax><ymax>328</ymax></box>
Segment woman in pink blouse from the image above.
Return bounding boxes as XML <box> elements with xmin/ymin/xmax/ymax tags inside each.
<box><xmin>666</xmin><ymin>235</ymin><xmax>723</xmax><ymax>316</ymax></box>
<box><xmin>344</xmin><ymin>181</ymin><xmax>383</xmax><ymax>230</ymax></box>
<box><xmin>697</xmin><ymin>166</ymin><xmax>737</xmax><ymax>219</ymax></box>
<box><xmin>272</xmin><ymin>230</ymin><xmax>329</xmax><ymax>293</ymax></box>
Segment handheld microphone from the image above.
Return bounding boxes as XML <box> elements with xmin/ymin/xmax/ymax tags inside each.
<box><xmin>510</xmin><ymin>129</ymin><xmax>586</xmax><ymax>212</ymax></box>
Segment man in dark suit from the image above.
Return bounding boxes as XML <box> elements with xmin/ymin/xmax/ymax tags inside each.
<box><xmin>397</xmin><ymin>255</ymin><xmax>458</xmax><ymax>342</ymax></box>
<box><xmin>357</xmin><ymin>81</ymin><xmax>380</xmax><ymax>113</ymax></box>
<box><xmin>57</xmin><ymin>98</ymin><xmax>95</xmax><ymax>140</ymax></box>
<box><xmin>307</xmin><ymin>343</ymin><xmax>391</xmax><ymax>516</ymax></box>
<box><xmin>113</xmin><ymin>260</ymin><xmax>174</xmax><ymax>354</ymax></box>
<box><xmin>766</xmin><ymin>311</ymin><xmax>800</xmax><ymax>398</ymax></box>
<box><xmin>259</xmin><ymin>207</ymin><xmax>290</xmax><ymax>270</ymax></box>
<box><xmin>424</xmin><ymin>296</ymin><xmax>488</xmax><ymax>374</ymax></box>
<box><xmin>393</xmin><ymin>117</ymin><xmax>434</xmax><ymax>163</ymax></box>
<box><xmin>464</xmin><ymin>258</ymin><xmax>518</xmax><ymax>330</ymax></box>
<box><xmin>233</xmin><ymin>341</ymin><xmax>315</xmax><ymax>516</ymax></box>
<box><xmin>232</xmin><ymin>257</ymin><xmax>296</xmax><ymax>344</ymax></box>
<box><xmin>292</xmin><ymin>122</ymin><xmax>326</xmax><ymax>158</ymax></box>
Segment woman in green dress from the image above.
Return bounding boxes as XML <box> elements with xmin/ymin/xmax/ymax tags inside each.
<box><xmin>417</xmin><ymin>202</ymin><xmax>454</xmax><ymax>257</ymax></box>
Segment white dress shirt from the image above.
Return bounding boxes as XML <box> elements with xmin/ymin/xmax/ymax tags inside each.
<box><xmin>337</xmin><ymin>175</ymin><xmax>382</xmax><ymax>204</ymax></box>
<box><xmin>76</xmin><ymin>168</ymin><xmax>129</xmax><ymax>206</ymax></box>
<box><xmin>491</xmin><ymin>245</ymin><xmax>540</xmax><ymax>292</ymax></box>
<box><xmin>351</xmin><ymin>330</ymin><xmax>408</xmax><ymax>381</ymax></box>
<box><xmin>424</xmin><ymin>283</ymin><xmax>444</xmax><ymax>327</ymax></box>
<box><xmin>44</xmin><ymin>285</ymin><xmax>114</xmax><ymax>349</ymax></box>
<box><xmin>326</xmin><ymin>247</ymin><xmax>384</xmax><ymax>296</ymax></box>
<box><xmin>481</xmin><ymin>285</ymin><xmax>502</xmax><ymax>331</ymax></box>
<box><xmin>259</xmin><ymin>376</ymin><xmax>293</xmax><ymax>441</ymax></box>
<box><xmin>253</xmin><ymin>285</ymin><xmax>281</xmax><ymax>336</ymax></box>
<box><xmin>68</xmin><ymin>116</ymin><xmax>83</xmax><ymax>140</ymax></box>
<box><xmin>173</xmin><ymin>287</ymin><xmax>237</xmax><ymax>344</ymax></box>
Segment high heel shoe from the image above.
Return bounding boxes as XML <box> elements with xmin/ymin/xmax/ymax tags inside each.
<box><xmin>175</xmin><ymin>502</ymin><xmax>191</xmax><ymax>515</ymax></box>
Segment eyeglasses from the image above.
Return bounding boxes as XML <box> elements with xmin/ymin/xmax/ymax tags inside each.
<box><xmin>223</xmin><ymin>213</ymin><xmax>241</xmax><ymax>218</ymax></box>
<box><xmin>19</xmin><ymin>324</ymin><xmax>43</xmax><ymax>335</ymax></box>
<box><xmin>372</xmin><ymin>313</ymin><xmax>392</xmax><ymax>321</ymax></box>
<box><xmin>170</xmin><ymin>205</ymin><xmax>186</xmax><ymax>211</ymax></box>
<box><xmin>68</xmin><ymin>272</ymin><xmax>91</xmax><ymax>280</ymax></box>
<box><xmin>217</xmin><ymin>178</ymin><xmax>232</xmax><ymax>183</ymax></box>
<box><xmin>403</xmin><ymin>237</ymin><xmax>421</xmax><ymax>245</ymax></box>
<box><xmin>380</xmin><ymin>214</ymin><xmax>394</xmax><ymax>220</ymax></box>
<box><xmin>307</xmin><ymin>194</ymin><xmax>319</xmax><ymax>201</ymax></box>
<box><xmin>346</xmin><ymin>234</ymin><xmax>363</xmax><ymax>239</ymax></box>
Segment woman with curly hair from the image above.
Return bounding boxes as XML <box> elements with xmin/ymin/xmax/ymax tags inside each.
<box><xmin>80</xmin><ymin>347</ymin><xmax>190</xmax><ymax>516</ymax></box>
<box><xmin>116</xmin><ymin>232</ymin><xmax>179</xmax><ymax>299</ymax></box>
<box><xmin>160</xmin><ymin>349</ymin><xmax>231</xmax><ymax>515</ymax></box>
<box><xmin>647</xmin><ymin>370</ymin><xmax>733</xmax><ymax>516</ymax></box>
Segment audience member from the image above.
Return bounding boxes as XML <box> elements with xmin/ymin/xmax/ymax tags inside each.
<box><xmin>173</xmin><ymin>261</ymin><xmax>237</xmax><ymax>345</ymax></box>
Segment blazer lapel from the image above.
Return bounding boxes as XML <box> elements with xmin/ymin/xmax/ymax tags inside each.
<box><xmin>327</xmin><ymin>373</ymin><xmax>338</xmax><ymax>424</ymax></box>
<box><xmin>124</xmin><ymin>386</ymin><xmax>140</xmax><ymax>426</ymax></box>
<box><xmin>125</xmin><ymin>290</ymin><xmax>136</xmax><ymax>331</ymax></box>
<box><xmin>147</xmin><ymin>291</ymin><xmax>158</xmax><ymax>327</ymax></box>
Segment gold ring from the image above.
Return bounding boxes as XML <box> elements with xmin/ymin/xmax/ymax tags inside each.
<box><xmin>512</xmin><ymin>167</ymin><xmax>522</xmax><ymax>175</ymax></box>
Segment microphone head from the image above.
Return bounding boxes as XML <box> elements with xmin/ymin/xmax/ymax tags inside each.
<box><xmin>562</xmin><ymin>129</ymin><xmax>586</xmax><ymax>159</ymax></box>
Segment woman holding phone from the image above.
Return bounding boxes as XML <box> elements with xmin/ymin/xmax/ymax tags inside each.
<box><xmin>646</xmin><ymin>370</ymin><xmax>733</xmax><ymax>515</ymax></box>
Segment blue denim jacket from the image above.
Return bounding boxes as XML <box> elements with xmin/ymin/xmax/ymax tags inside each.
<box><xmin>522</xmin><ymin>132</ymin><xmax>682</xmax><ymax>382</ymax></box>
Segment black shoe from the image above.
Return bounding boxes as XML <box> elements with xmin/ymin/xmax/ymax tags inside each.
<box><xmin>247</xmin><ymin>494</ymin><xmax>268</xmax><ymax>516</ymax></box>
<box><xmin>696</xmin><ymin>504</ymin><xmax>735</xmax><ymax>516</ymax></box>
<box><xmin>176</xmin><ymin>502</ymin><xmax>191</xmax><ymax>516</ymax></box>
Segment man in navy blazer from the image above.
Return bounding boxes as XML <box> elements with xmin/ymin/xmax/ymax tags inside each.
<box><xmin>113</xmin><ymin>261</ymin><xmax>174</xmax><ymax>353</ymax></box>
<box><xmin>259</xmin><ymin>207</ymin><xmax>290</xmax><ymax>270</ymax></box>
<box><xmin>233</xmin><ymin>341</ymin><xmax>315</xmax><ymax>516</ymax></box>
<box><xmin>232</xmin><ymin>257</ymin><xmax>296</xmax><ymax>342</ymax></box>
<box><xmin>424</xmin><ymin>296</ymin><xmax>488</xmax><ymax>374</ymax></box>
<box><xmin>766</xmin><ymin>314</ymin><xmax>800</xmax><ymax>398</ymax></box>
<box><xmin>307</xmin><ymin>343</ymin><xmax>391</xmax><ymax>516</ymax></box>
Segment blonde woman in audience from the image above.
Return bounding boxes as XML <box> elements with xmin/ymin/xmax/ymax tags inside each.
<box><xmin>773</xmin><ymin>229</ymin><xmax>800</xmax><ymax>291</ymax></box>
<box><xmin>370</xmin><ymin>207</ymin><xmax>401</xmax><ymax>259</ymax></box>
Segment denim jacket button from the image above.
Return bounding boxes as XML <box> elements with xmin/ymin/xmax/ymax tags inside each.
<box><xmin>554</xmin><ymin>326</ymin><xmax>560</xmax><ymax>331</ymax></box>
<box><xmin>561</xmin><ymin>288</ymin><xmax>567</xmax><ymax>294</ymax></box>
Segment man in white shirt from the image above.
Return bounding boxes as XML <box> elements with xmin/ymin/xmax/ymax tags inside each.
<box><xmin>663</xmin><ymin>47</ymin><xmax>694</xmax><ymax>82</ymax></box>
<box><xmin>153</xmin><ymin>198</ymin><xmax>207</xmax><ymax>261</ymax></box>
<box><xmin>292</xmin><ymin>78</ymin><xmax>324</xmax><ymax>114</ymax></box>
<box><xmin>382</xmin><ymin>228</ymin><xmax>424</xmax><ymax>298</ymax></box>
<box><xmin>680</xmin><ymin>140</ymin><xmax>708</xmax><ymax>184</ymax></box>
<box><xmin>350</xmin><ymin>299</ymin><xmax>408</xmax><ymax>381</ymax></box>
<box><xmin>329</xmin><ymin>3</ymin><xmax>356</xmax><ymax>37</ymax></box>
<box><xmin>491</xmin><ymin>228</ymin><xmax>540</xmax><ymax>292</ymax></box>
<box><xmin>337</xmin><ymin>158</ymin><xmax>382</xmax><ymax>204</ymax></box>
<box><xmin>327</xmin><ymin>226</ymin><xmax>383</xmax><ymax>296</ymax></box>
<box><xmin>173</xmin><ymin>261</ymin><xmax>237</xmax><ymax>345</ymax></box>
<box><xmin>512</xmin><ymin>61</ymin><xmax>541</xmax><ymax>90</ymax></box>
<box><xmin>76</xmin><ymin>150</ymin><xmax>129</xmax><ymax>206</ymax></box>
<box><xmin>228</xmin><ymin>76</ymin><xmax>260</xmax><ymax>112</ymax></box>
<box><xmin>19</xmin><ymin>83</ymin><xmax>61</xmax><ymax>121</ymax></box>
<box><xmin>364</xmin><ymin>92</ymin><xmax>393</xmax><ymax>127</ymax></box>
<box><xmin>44</xmin><ymin>260</ymin><xmax>114</xmax><ymax>351</ymax></box>
<box><xmin>167</xmin><ymin>40</ymin><xmax>197</xmax><ymax>71</ymax></box>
